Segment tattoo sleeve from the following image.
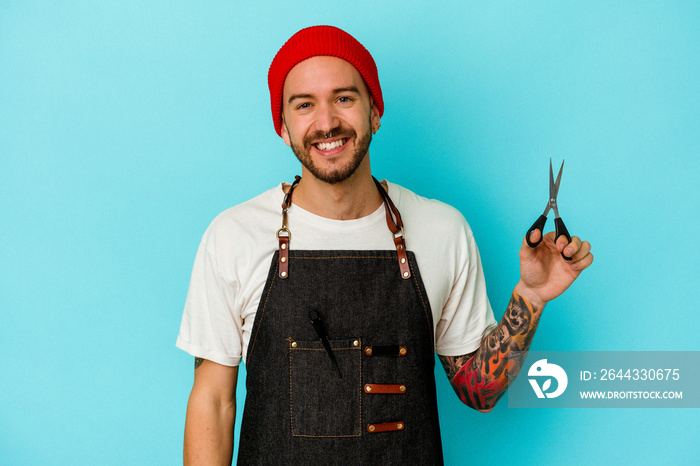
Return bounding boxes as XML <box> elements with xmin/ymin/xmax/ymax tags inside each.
<box><xmin>194</xmin><ymin>357</ymin><xmax>204</xmax><ymax>369</ymax></box>
<box><xmin>438</xmin><ymin>291</ymin><xmax>541</xmax><ymax>411</ymax></box>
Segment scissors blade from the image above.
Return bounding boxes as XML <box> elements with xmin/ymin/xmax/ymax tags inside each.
<box><xmin>549</xmin><ymin>159</ymin><xmax>564</xmax><ymax>218</ymax></box>
<box><xmin>309</xmin><ymin>310</ymin><xmax>342</xmax><ymax>378</ymax></box>
<box><xmin>554</xmin><ymin>160</ymin><xmax>564</xmax><ymax>198</ymax></box>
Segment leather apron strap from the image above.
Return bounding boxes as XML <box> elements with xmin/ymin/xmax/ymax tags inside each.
<box><xmin>276</xmin><ymin>176</ymin><xmax>411</xmax><ymax>280</ymax></box>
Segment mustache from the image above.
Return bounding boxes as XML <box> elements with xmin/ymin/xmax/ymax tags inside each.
<box><xmin>304</xmin><ymin>126</ymin><xmax>356</xmax><ymax>147</ymax></box>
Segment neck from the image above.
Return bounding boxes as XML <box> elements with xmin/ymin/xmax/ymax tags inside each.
<box><xmin>291</xmin><ymin>158</ymin><xmax>383</xmax><ymax>220</ymax></box>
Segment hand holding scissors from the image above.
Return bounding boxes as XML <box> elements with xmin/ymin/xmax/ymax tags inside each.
<box><xmin>526</xmin><ymin>159</ymin><xmax>572</xmax><ymax>261</ymax></box>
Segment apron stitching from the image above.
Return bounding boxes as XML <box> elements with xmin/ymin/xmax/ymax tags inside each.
<box><xmin>293</xmin><ymin>256</ymin><xmax>395</xmax><ymax>260</ymax></box>
<box><xmin>292</xmin><ymin>347</ymin><xmax>358</xmax><ymax>351</ymax></box>
<box><xmin>289</xmin><ymin>341</ymin><xmax>363</xmax><ymax>438</ymax></box>
<box><xmin>289</xmin><ymin>337</ymin><xmax>294</xmax><ymax>436</ymax></box>
<box><xmin>358</xmin><ymin>337</ymin><xmax>362</xmax><ymax>437</ymax></box>
<box><xmin>250</xmin><ymin>255</ymin><xmax>408</xmax><ymax>362</ymax></box>
<box><xmin>409</xmin><ymin>257</ymin><xmax>433</xmax><ymax>343</ymax></box>
<box><xmin>248</xmin><ymin>260</ymin><xmax>278</xmax><ymax>362</ymax></box>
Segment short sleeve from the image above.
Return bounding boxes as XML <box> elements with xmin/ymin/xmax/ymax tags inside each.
<box><xmin>176</xmin><ymin>235</ymin><xmax>243</xmax><ymax>367</ymax></box>
<box><xmin>434</xmin><ymin>220</ymin><xmax>497</xmax><ymax>357</ymax></box>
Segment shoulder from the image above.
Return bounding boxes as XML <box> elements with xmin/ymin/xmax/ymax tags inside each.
<box><xmin>386</xmin><ymin>181</ymin><xmax>474</xmax><ymax>242</ymax></box>
<box><xmin>199</xmin><ymin>185</ymin><xmax>285</xmax><ymax>255</ymax></box>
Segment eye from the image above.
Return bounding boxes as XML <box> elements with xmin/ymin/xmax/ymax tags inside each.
<box><xmin>296</xmin><ymin>102</ymin><xmax>312</xmax><ymax>110</ymax></box>
<box><xmin>337</xmin><ymin>96</ymin><xmax>353</xmax><ymax>104</ymax></box>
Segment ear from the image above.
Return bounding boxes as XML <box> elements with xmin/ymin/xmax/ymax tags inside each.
<box><xmin>280</xmin><ymin>114</ymin><xmax>292</xmax><ymax>147</ymax></box>
<box><xmin>370</xmin><ymin>99</ymin><xmax>381</xmax><ymax>134</ymax></box>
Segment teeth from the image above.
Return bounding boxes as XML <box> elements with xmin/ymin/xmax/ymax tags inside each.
<box><xmin>316</xmin><ymin>139</ymin><xmax>345</xmax><ymax>151</ymax></box>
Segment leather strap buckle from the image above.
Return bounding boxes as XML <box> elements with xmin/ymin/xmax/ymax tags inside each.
<box><xmin>277</xmin><ymin>176</ymin><xmax>300</xmax><ymax>279</ymax></box>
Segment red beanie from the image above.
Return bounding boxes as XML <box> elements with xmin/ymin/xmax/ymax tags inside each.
<box><xmin>268</xmin><ymin>25</ymin><xmax>384</xmax><ymax>137</ymax></box>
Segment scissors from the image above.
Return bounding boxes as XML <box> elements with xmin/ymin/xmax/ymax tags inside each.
<box><xmin>526</xmin><ymin>159</ymin><xmax>572</xmax><ymax>261</ymax></box>
<box><xmin>309</xmin><ymin>310</ymin><xmax>342</xmax><ymax>378</ymax></box>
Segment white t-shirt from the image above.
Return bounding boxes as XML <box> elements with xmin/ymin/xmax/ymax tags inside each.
<box><xmin>177</xmin><ymin>181</ymin><xmax>496</xmax><ymax>367</ymax></box>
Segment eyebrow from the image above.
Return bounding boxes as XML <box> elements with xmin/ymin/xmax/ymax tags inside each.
<box><xmin>287</xmin><ymin>86</ymin><xmax>361</xmax><ymax>104</ymax></box>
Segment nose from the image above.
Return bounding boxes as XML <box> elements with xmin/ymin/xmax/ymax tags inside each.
<box><xmin>314</xmin><ymin>102</ymin><xmax>339</xmax><ymax>133</ymax></box>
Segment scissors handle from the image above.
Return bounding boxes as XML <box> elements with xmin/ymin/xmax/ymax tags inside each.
<box><xmin>526</xmin><ymin>215</ymin><xmax>547</xmax><ymax>247</ymax></box>
<box><xmin>554</xmin><ymin>217</ymin><xmax>572</xmax><ymax>261</ymax></box>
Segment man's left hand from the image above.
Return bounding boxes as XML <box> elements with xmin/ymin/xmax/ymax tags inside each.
<box><xmin>515</xmin><ymin>230</ymin><xmax>593</xmax><ymax>309</ymax></box>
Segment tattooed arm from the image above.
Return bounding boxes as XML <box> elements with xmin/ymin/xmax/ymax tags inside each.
<box><xmin>438</xmin><ymin>289</ymin><xmax>541</xmax><ymax>411</ymax></box>
<box><xmin>184</xmin><ymin>358</ymin><xmax>239</xmax><ymax>465</ymax></box>
<box><xmin>438</xmin><ymin>231</ymin><xmax>593</xmax><ymax>411</ymax></box>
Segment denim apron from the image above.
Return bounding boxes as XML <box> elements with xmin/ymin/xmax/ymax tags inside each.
<box><xmin>238</xmin><ymin>178</ymin><xmax>444</xmax><ymax>465</ymax></box>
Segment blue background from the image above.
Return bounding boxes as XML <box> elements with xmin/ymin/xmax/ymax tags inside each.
<box><xmin>1</xmin><ymin>1</ymin><xmax>698</xmax><ymax>464</ymax></box>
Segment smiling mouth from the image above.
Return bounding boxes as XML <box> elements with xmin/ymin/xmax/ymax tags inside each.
<box><xmin>314</xmin><ymin>138</ymin><xmax>348</xmax><ymax>152</ymax></box>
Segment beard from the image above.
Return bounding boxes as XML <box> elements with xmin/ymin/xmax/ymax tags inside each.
<box><xmin>288</xmin><ymin>123</ymin><xmax>372</xmax><ymax>185</ymax></box>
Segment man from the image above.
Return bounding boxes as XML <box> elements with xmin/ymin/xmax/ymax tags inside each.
<box><xmin>177</xmin><ymin>25</ymin><xmax>593</xmax><ymax>465</ymax></box>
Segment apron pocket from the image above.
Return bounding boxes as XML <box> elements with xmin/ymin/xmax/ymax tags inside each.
<box><xmin>288</xmin><ymin>338</ymin><xmax>362</xmax><ymax>437</ymax></box>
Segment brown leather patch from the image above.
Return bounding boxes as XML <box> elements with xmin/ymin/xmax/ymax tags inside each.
<box><xmin>394</xmin><ymin>237</ymin><xmax>411</xmax><ymax>279</ymax></box>
<box><xmin>278</xmin><ymin>236</ymin><xmax>289</xmax><ymax>279</ymax></box>
<box><xmin>363</xmin><ymin>383</ymin><xmax>407</xmax><ymax>394</ymax></box>
<box><xmin>367</xmin><ymin>421</ymin><xmax>405</xmax><ymax>433</ymax></box>
<box><xmin>363</xmin><ymin>345</ymin><xmax>408</xmax><ymax>357</ymax></box>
